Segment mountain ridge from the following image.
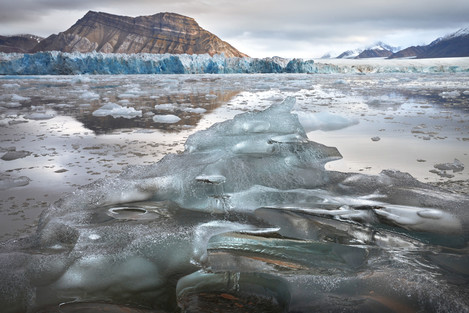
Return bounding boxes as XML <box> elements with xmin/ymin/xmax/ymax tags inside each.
<box><xmin>31</xmin><ymin>11</ymin><xmax>248</xmax><ymax>57</ymax></box>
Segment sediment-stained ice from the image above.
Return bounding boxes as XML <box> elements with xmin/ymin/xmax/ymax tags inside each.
<box><xmin>0</xmin><ymin>97</ymin><xmax>468</xmax><ymax>313</ymax></box>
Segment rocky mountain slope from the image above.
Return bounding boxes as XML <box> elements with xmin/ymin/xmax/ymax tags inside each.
<box><xmin>0</xmin><ymin>34</ymin><xmax>43</xmax><ymax>53</ymax></box>
<box><xmin>416</xmin><ymin>27</ymin><xmax>469</xmax><ymax>58</ymax></box>
<box><xmin>32</xmin><ymin>11</ymin><xmax>248</xmax><ymax>57</ymax></box>
<box><xmin>337</xmin><ymin>28</ymin><xmax>469</xmax><ymax>59</ymax></box>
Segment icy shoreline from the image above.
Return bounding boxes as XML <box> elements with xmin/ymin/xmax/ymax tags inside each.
<box><xmin>1</xmin><ymin>52</ymin><xmax>469</xmax><ymax>75</ymax></box>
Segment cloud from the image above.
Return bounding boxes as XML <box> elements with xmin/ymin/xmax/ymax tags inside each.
<box><xmin>1</xmin><ymin>0</ymin><xmax>468</xmax><ymax>57</ymax></box>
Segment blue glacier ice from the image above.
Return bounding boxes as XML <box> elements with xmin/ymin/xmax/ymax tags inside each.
<box><xmin>1</xmin><ymin>51</ymin><xmax>468</xmax><ymax>75</ymax></box>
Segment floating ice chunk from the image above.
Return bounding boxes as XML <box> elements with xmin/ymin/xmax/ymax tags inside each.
<box><xmin>80</xmin><ymin>91</ymin><xmax>99</xmax><ymax>99</ymax></box>
<box><xmin>92</xmin><ymin>103</ymin><xmax>142</xmax><ymax>119</ymax></box>
<box><xmin>296</xmin><ymin>111</ymin><xmax>358</xmax><ymax>132</ymax></box>
<box><xmin>0</xmin><ymin>175</ymin><xmax>30</xmax><ymax>190</ymax></box>
<box><xmin>1</xmin><ymin>149</ymin><xmax>32</xmax><ymax>160</ymax></box>
<box><xmin>24</xmin><ymin>112</ymin><xmax>55</xmax><ymax>120</ymax></box>
<box><xmin>5</xmin><ymin>102</ymin><xmax>21</xmax><ymax>108</ymax></box>
<box><xmin>184</xmin><ymin>107</ymin><xmax>207</xmax><ymax>114</ymax></box>
<box><xmin>434</xmin><ymin>159</ymin><xmax>464</xmax><ymax>172</ymax></box>
<box><xmin>2</xmin><ymin>83</ymin><xmax>20</xmax><ymax>88</ymax></box>
<box><xmin>439</xmin><ymin>90</ymin><xmax>460</xmax><ymax>99</ymax></box>
<box><xmin>152</xmin><ymin>114</ymin><xmax>181</xmax><ymax>124</ymax></box>
<box><xmin>11</xmin><ymin>94</ymin><xmax>30</xmax><ymax>102</ymax></box>
<box><xmin>154</xmin><ymin>103</ymin><xmax>176</xmax><ymax>110</ymax></box>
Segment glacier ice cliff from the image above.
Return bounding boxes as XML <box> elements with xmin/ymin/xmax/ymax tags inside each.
<box><xmin>1</xmin><ymin>51</ymin><xmax>469</xmax><ymax>75</ymax></box>
<box><xmin>0</xmin><ymin>97</ymin><xmax>468</xmax><ymax>313</ymax></box>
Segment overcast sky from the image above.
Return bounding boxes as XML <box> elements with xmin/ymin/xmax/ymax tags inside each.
<box><xmin>1</xmin><ymin>0</ymin><xmax>468</xmax><ymax>58</ymax></box>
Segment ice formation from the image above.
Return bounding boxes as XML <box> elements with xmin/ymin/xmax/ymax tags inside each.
<box><xmin>1</xmin><ymin>51</ymin><xmax>469</xmax><ymax>75</ymax></box>
<box><xmin>152</xmin><ymin>114</ymin><xmax>181</xmax><ymax>123</ymax></box>
<box><xmin>92</xmin><ymin>102</ymin><xmax>142</xmax><ymax>119</ymax></box>
<box><xmin>0</xmin><ymin>97</ymin><xmax>468</xmax><ymax>312</ymax></box>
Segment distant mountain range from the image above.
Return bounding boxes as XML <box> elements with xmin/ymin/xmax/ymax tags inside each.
<box><xmin>0</xmin><ymin>12</ymin><xmax>468</xmax><ymax>59</ymax></box>
<box><xmin>1</xmin><ymin>11</ymin><xmax>247</xmax><ymax>58</ymax></box>
<box><xmin>337</xmin><ymin>27</ymin><xmax>469</xmax><ymax>59</ymax></box>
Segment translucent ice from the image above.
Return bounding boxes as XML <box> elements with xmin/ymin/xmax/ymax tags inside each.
<box><xmin>152</xmin><ymin>114</ymin><xmax>181</xmax><ymax>123</ymax></box>
<box><xmin>1</xmin><ymin>96</ymin><xmax>469</xmax><ymax>313</ymax></box>
<box><xmin>92</xmin><ymin>102</ymin><xmax>142</xmax><ymax>119</ymax></box>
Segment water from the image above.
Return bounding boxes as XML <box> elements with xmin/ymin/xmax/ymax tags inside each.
<box><xmin>0</xmin><ymin>73</ymin><xmax>468</xmax><ymax>312</ymax></box>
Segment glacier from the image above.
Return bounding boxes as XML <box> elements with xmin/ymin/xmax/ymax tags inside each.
<box><xmin>0</xmin><ymin>97</ymin><xmax>468</xmax><ymax>312</ymax></box>
<box><xmin>1</xmin><ymin>51</ymin><xmax>469</xmax><ymax>75</ymax></box>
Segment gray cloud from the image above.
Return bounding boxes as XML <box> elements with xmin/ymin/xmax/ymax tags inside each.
<box><xmin>1</xmin><ymin>0</ymin><xmax>468</xmax><ymax>57</ymax></box>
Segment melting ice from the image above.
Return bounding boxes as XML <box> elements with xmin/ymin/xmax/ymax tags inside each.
<box><xmin>1</xmin><ymin>97</ymin><xmax>469</xmax><ymax>312</ymax></box>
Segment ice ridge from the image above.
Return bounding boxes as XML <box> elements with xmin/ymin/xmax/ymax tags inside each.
<box><xmin>1</xmin><ymin>51</ymin><xmax>468</xmax><ymax>75</ymax></box>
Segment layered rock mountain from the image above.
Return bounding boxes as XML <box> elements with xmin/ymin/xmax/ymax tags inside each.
<box><xmin>0</xmin><ymin>34</ymin><xmax>43</xmax><ymax>53</ymax></box>
<box><xmin>32</xmin><ymin>11</ymin><xmax>248</xmax><ymax>58</ymax></box>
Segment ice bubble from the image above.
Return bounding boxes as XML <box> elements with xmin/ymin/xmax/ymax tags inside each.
<box><xmin>152</xmin><ymin>114</ymin><xmax>181</xmax><ymax>124</ymax></box>
<box><xmin>92</xmin><ymin>103</ymin><xmax>142</xmax><ymax>119</ymax></box>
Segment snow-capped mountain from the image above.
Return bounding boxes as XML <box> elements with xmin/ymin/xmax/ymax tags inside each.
<box><xmin>389</xmin><ymin>26</ymin><xmax>469</xmax><ymax>59</ymax></box>
<box><xmin>419</xmin><ymin>27</ymin><xmax>469</xmax><ymax>58</ymax></box>
<box><xmin>336</xmin><ymin>42</ymin><xmax>399</xmax><ymax>59</ymax></box>
<box><xmin>336</xmin><ymin>49</ymin><xmax>363</xmax><ymax>59</ymax></box>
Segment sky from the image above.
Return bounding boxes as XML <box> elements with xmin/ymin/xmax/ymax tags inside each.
<box><xmin>0</xmin><ymin>0</ymin><xmax>468</xmax><ymax>58</ymax></box>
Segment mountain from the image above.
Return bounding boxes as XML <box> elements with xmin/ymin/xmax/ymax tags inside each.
<box><xmin>336</xmin><ymin>42</ymin><xmax>399</xmax><ymax>59</ymax></box>
<box><xmin>416</xmin><ymin>27</ymin><xmax>469</xmax><ymax>58</ymax></box>
<box><xmin>32</xmin><ymin>11</ymin><xmax>248</xmax><ymax>58</ymax></box>
<box><xmin>388</xmin><ymin>46</ymin><xmax>428</xmax><ymax>59</ymax></box>
<box><xmin>336</xmin><ymin>49</ymin><xmax>363</xmax><ymax>59</ymax></box>
<box><xmin>355</xmin><ymin>42</ymin><xmax>399</xmax><ymax>58</ymax></box>
<box><xmin>0</xmin><ymin>34</ymin><xmax>43</xmax><ymax>53</ymax></box>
